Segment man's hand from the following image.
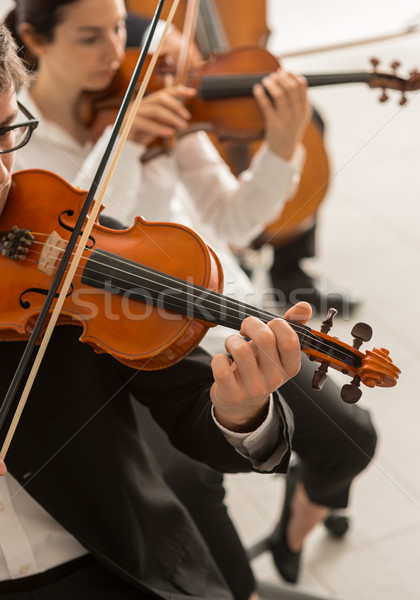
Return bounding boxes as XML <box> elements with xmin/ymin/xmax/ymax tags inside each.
<box><xmin>210</xmin><ymin>302</ymin><xmax>312</xmax><ymax>432</ymax></box>
<box><xmin>0</xmin><ymin>457</ymin><xmax>6</xmax><ymax>476</ymax></box>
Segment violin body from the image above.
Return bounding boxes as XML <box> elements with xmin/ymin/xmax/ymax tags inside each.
<box><xmin>1</xmin><ymin>170</ymin><xmax>223</xmax><ymax>369</ymax></box>
<box><xmin>185</xmin><ymin>45</ymin><xmax>280</xmax><ymax>140</ymax></box>
<box><xmin>126</xmin><ymin>0</ymin><xmax>270</xmax><ymax>48</ymax></box>
<box><xmin>208</xmin><ymin>0</ymin><xmax>270</xmax><ymax>48</ymax></box>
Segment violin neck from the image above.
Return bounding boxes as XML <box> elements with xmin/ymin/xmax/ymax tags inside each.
<box><xmin>304</xmin><ymin>72</ymin><xmax>402</xmax><ymax>87</ymax></box>
<box><xmin>82</xmin><ymin>250</ymin><xmax>285</xmax><ymax>331</ymax></box>
<box><xmin>81</xmin><ymin>249</ymin><xmax>361</xmax><ymax>369</ymax></box>
<box><xmin>199</xmin><ymin>71</ymin><xmax>402</xmax><ymax>99</ymax></box>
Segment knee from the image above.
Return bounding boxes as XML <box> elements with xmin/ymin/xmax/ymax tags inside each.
<box><xmin>340</xmin><ymin>408</ymin><xmax>378</xmax><ymax>477</ymax></box>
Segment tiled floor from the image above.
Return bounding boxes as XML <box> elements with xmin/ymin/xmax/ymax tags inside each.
<box><xmin>225</xmin><ymin>2</ymin><xmax>420</xmax><ymax>599</ymax></box>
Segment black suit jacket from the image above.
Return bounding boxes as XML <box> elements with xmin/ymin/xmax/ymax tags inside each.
<box><xmin>1</xmin><ymin>326</ymin><xmax>291</xmax><ymax>599</ymax></box>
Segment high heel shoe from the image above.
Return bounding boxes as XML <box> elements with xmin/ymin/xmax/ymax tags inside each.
<box><xmin>268</xmin><ymin>460</ymin><xmax>301</xmax><ymax>584</ymax></box>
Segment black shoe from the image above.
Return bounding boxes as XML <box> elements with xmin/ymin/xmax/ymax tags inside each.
<box><xmin>271</xmin><ymin>266</ymin><xmax>362</xmax><ymax>317</ymax></box>
<box><xmin>268</xmin><ymin>461</ymin><xmax>301</xmax><ymax>584</ymax></box>
<box><xmin>324</xmin><ymin>513</ymin><xmax>350</xmax><ymax>538</ymax></box>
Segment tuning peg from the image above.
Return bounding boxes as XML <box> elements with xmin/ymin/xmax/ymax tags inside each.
<box><xmin>311</xmin><ymin>309</ymin><xmax>339</xmax><ymax>390</ymax></box>
<box><xmin>370</xmin><ymin>57</ymin><xmax>380</xmax><ymax>71</ymax></box>
<box><xmin>312</xmin><ymin>360</ymin><xmax>330</xmax><ymax>390</ymax></box>
<box><xmin>399</xmin><ymin>93</ymin><xmax>407</xmax><ymax>105</ymax></box>
<box><xmin>320</xmin><ymin>308</ymin><xmax>338</xmax><ymax>334</ymax></box>
<box><xmin>379</xmin><ymin>89</ymin><xmax>389</xmax><ymax>102</ymax></box>
<box><xmin>351</xmin><ymin>322</ymin><xmax>372</xmax><ymax>349</ymax></box>
<box><xmin>341</xmin><ymin>376</ymin><xmax>362</xmax><ymax>403</ymax></box>
<box><xmin>390</xmin><ymin>60</ymin><xmax>401</xmax><ymax>73</ymax></box>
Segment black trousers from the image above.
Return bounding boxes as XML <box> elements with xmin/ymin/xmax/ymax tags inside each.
<box><xmin>283</xmin><ymin>355</ymin><xmax>377</xmax><ymax>507</ymax></box>
<box><xmin>135</xmin><ymin>355</ymin><xmax>377</xmax><ymax>600</ymax></box>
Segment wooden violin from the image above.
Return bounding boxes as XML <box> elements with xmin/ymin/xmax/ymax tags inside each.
<box><xmin>126</xmin><ymin>0</ymin><xmax>270</xmax><ymax>49</ymax></box>
<box><xmin>78</xmin><ymin>38</ymin><xmax>420</xmax><ymax>240</ymax></box>
<box><xmin>125</xmin><ymin>0</ymin><xmax>420</xmax><ymax>243</ymax></box>
<box><xmin>1</xmin><ymin>169</ymin><xmax>400</xmax><ymax>403</ymax></box>
<box><xmin>79</xmin><ymin>45</ymin><xmax>420</xmax><ymax>146</ymax></box>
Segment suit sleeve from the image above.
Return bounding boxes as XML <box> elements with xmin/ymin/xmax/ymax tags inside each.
<box><xmin>119</xmin><ymin>348</ymin><xmax>293</xmax><ymax>474</ymax></box>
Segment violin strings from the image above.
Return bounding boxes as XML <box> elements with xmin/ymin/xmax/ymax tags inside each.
<box><xmin>22</xmin><ymin>236</ymin><xmax>358</xmax><ymax>365</ymax></box>
<box><xmin>29</xmin><ymin>237</ymin><xmax>357</xmax><ymax>365</ymax></box>
<box><xmin>29</xmin><ymin>236</ymin><xmax>358</xmax><ymax>365</ymax></box>
<box><xmin>79</xmin><ymin>248</ymin><xmax>359</xmax><ymax>364</ymax></box>
<box><xmin>20</xmin><ymin>253</ymin><xmax>357</xmax><ymax>364</ymax></box>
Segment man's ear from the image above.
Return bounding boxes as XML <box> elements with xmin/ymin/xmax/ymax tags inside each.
<box><xmin>18</xmin><ymin>23</ymin><xmax>49</xmax><ymax>58</ymax></box>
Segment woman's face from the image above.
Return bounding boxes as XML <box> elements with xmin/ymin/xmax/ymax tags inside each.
<box><xmin>36</xmin><ymin>0</ymin><xmax>127</xmax><ymax>91</ymax></box>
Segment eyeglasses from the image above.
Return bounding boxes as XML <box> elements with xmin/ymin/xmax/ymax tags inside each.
<box><xmin>0</xmin><ymin>101</ymin><xmax>39</xmax><ymax>154</ymax></box>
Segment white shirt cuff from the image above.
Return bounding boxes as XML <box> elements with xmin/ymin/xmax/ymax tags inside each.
<box><xmin>212</xmin><ymin>394</ymin><xmax>291</xmax><ymax>471</ymax></box>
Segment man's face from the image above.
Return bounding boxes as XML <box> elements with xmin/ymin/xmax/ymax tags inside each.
<box><xmin>0</xmin><ymin>87</ymin><xmax>17</xmax><ymax>216</ymax></box>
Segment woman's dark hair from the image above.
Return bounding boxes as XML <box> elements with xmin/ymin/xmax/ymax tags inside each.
<box><xmin>4</xmin><ymin>0</ymin><xmax>79</xmax><ymax>69</ymax></box>
<box><xmin>0</xmin><ymin>22</ymin><xmax>28</xmax><ymax>92</ymax></box>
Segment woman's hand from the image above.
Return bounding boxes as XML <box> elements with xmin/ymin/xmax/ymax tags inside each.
<box><xmin>253</xmin><ymin>69</ymin><xmax>311</xmax><ymax>160</ymax></box>
<box><xmin>126</xmin><ymin>85</ymin><xmax>196</xmax><ymax>146</ymax></box>
<box><xmin>210</xmin><ymin>302</ymin><xmax>312</xmax><ymax>432</ymax></box>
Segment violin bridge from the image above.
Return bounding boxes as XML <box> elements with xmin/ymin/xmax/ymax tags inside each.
<box><xmin>38</xmin><ymin>231</ymin><xmax>66</xmax><ymax>277</ymax></box>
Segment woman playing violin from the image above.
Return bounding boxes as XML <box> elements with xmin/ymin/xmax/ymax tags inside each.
<box><xmin>0</xmin><ymin>21</ymin><xmax>309</xmax><ymax>599</ymax></box>
<box><xmin>5</xmin><ymin>0</ymin><xmax>377</xmax><ymax>592</ymax></box>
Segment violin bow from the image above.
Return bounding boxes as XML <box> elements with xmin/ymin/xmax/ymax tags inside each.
<box><xmin>0</xmin><ymin>0</ymin><xmax>183</xmax><ymax>458</ymax></box>
<box><xmin>175</xmin><ymin>0</ymin><xmax>201</xmax><ymax>84</ymax></box>
<box><xmin>159</xmin><ymin>0</ymin><xmax>200</xmax><ymax>154</ymax></box>
<box><xmin>279</xmin><ymin>23</ymin><xmax>420</xmax><ymax>59</ymax></box>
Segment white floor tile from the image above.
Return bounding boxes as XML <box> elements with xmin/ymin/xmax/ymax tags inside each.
<box><xmin>226</xmin><ymin>2</ymin><xmax>420</xmax><ymax>599</ymax></box>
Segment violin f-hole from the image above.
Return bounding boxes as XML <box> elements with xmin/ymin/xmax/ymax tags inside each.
<box><xmin>58</xmin><ymin>210</ymin><xmax>95</xmax><ymax>249</ymax></box>
<box><xmin>19</xmin><ymin>284</ymin><xmax>74</xmax><ymax>310</ymax></box>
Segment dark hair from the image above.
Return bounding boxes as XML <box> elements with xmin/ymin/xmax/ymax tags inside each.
<box><xmin>5</xmin><ymin>0</ymin><xmax>80</xmax><ymax>69</ymax></box>
<box><xmin>0</xmin><ymin>22</ymin><xmax>28</xmax><ymax>93</ymax></box>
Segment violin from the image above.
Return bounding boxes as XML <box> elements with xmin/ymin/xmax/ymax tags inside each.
<box><xmin>125</xmin><ymin>1</ymin><xmax>420</xmax><ymax>244</ymax></box>
<box><xmin>126</xmin><ymin>0</ymin><xmax>270</xmax><ymax>49</ymax></box>
<box><xmin>78</xmin><ymin>43</ymin><xmax>420</xmax><ymax>172</ymax></box>
<box><xmin>1</xmin><ymin>169</ymin><xmax>400</xmax><ymax>403</ymax></box>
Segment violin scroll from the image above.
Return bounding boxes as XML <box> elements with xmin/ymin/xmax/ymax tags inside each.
<box><xmin>305</xmin><ymin>310</ymin><xmax>400</xmax><ymax>403</ymax></box>
<box><xmin>369</xmin><ymin>57</ymin><xmax>420</xmax><ymax>105</ymax></box>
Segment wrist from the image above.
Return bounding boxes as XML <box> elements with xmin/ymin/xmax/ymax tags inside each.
<box><xmin>214</xmin><ymin>401</ymin><xmax>270</xmax><ymax>433</ymax></box>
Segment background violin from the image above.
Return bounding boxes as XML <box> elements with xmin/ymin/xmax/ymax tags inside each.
<box><xmin>126</xmin><ymin>0</ymin><xmax>270</xmax><ymax>49</ymax></box>
<box><xmin>125</xmin><ymin>0</ymin><xmax>326</xmax><ymax>245</ymax></box>
<box><xmin>125</xmin><ymin>0</ymin><xmax>420</xmax><ymax>244</ymax></box>
<box><xmin>79</xmin><ymin>45</ymin><xmax>420</xmax><ymax>241</ymax></box>
<box><xmin>1</xmin><ymin>169</ymin><xmax>400</xmax><ymax>401</ymax></box>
